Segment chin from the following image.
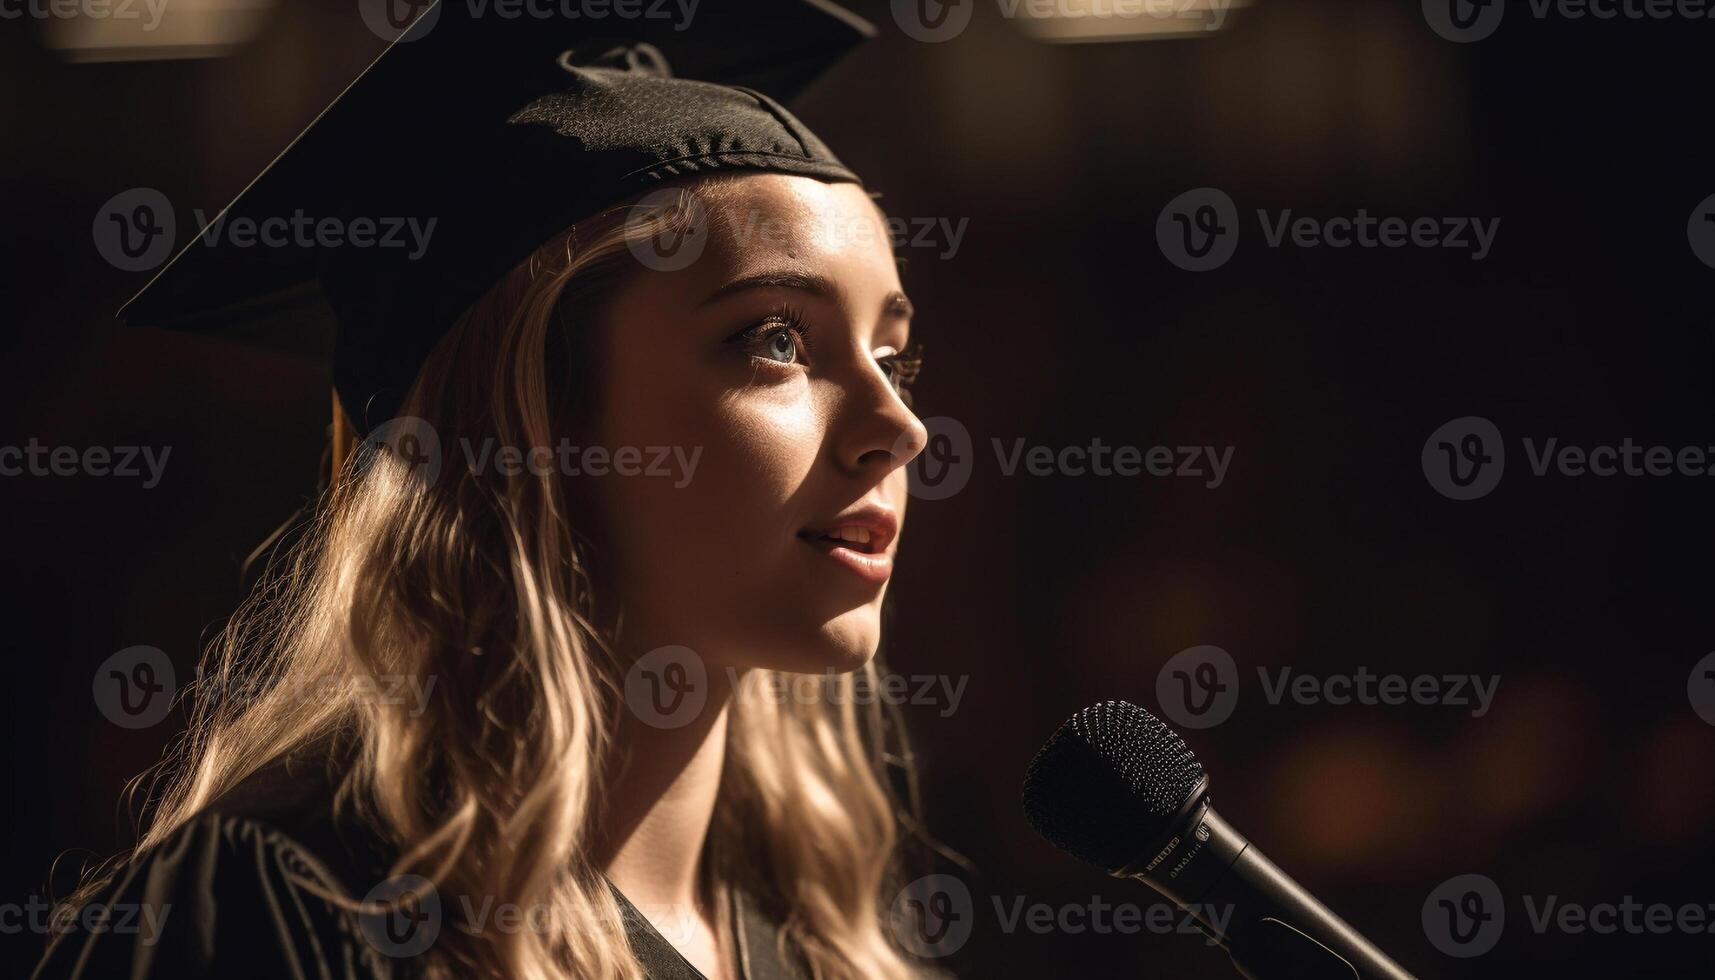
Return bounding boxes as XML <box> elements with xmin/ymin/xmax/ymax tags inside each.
<box><xmin>733</xmin><ymin>608</ymin><xmax>882</xmax><ymax>676</ymax></box>
<box><xmin>810</xmin><ymin>611</ymin><xmax>883</xmax><ymax>673</ymax></box>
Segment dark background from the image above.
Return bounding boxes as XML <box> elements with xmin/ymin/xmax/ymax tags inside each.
<box><xmin>4</xmin><ymin>0</ymin><xmax>1712</xmax><ymax>976</ymax></box>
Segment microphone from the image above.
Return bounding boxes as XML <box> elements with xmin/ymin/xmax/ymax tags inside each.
<box><xmin>1021</xmin><ymin>700</ymin><xmax>1416</xmax><ymax>980</ymax></box>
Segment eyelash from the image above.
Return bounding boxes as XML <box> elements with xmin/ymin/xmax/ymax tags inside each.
<box><xmin>726</xmin><ymin>305</ymin><xmax>926</xmax><ymax>407</ymax></box>
<box><xmin>728</xmin><ymin>304</ymin><xmax>816</xmax><ymax>364</ymax></box>
<box><xmin>884</xmin><ymin>341</ymin><xmax>925</xmax><ymax>409</ymax></box>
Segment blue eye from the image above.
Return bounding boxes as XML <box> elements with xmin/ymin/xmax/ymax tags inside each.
<box><xmin>761</xmin><ymin>324</ymin><xmax>800</xmax><ymax>363</ymax></box>
<box><xmin>728</xmin><ymin>308</ymin><xmax>813</xmax><ymax>366</ymax></box>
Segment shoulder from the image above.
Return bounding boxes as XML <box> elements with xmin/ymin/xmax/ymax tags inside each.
<box><xmin>198</xmin><ymin>731</ymin><xmax>398</xmax><ymax>891</ymax></box>
<box><xmin>32</xmin><ymin>736</ymin><xmax>405</xmax><ymax>980</ymax></box>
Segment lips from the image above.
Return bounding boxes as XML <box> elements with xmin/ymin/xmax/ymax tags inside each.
<box><xmin>798</xmin><ymin>507</ymin><xmax>899</xmax><ymax>584</ymax></box>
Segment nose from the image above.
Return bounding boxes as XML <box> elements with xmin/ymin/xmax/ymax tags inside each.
<box><xmin>831</xmin><ymin>356</ymin><xmax>928</xmax><ymax>479</ymax></box>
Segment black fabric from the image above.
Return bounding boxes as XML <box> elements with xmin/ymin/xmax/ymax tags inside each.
<box><xmin>115</xmin><ymin>1</ymin><xmax>874</xmax><ymax>434</ymax></box>
<box><xmin>30</xmin><ymin>735</ymin><xmax>806</xmax><ymax>979</ymax></box>
<box><xmin>318</xmin><ymin>58</ymin><xmax>861</xmax><ymax>433</ymax></box>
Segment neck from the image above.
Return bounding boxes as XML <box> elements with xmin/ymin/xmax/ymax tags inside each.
<box><xmin>592</xmin><ymin>661</ymin><xmax>740</xmax><ymax>920</ymax></box>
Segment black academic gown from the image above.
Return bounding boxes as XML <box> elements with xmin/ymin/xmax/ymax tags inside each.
<box><xmin>30</xmin><ymin>737</ymin><xmax>806</xmax><ymax>980</ymax></box>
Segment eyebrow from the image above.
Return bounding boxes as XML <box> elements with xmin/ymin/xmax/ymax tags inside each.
<box><xmin>699</xmin><ymin>269</ymin><xmax>914</xmax><ymax>323</ymax></box>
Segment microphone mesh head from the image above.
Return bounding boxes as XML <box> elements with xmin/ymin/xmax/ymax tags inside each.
<box><xmin>1021</xmin><ymin>700</ymin><xmax>1205</xmax><ymax>872</ymax></box>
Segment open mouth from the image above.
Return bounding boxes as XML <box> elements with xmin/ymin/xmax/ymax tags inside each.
<box><xmin>797</xmin><ymin>512</ymin><xmax>898</xmax><ymax>585</ymax></box>
<box><xmin>801</xmin><ymin>526</ymin><xmax>885</xmax><ymax>555</ymax></box>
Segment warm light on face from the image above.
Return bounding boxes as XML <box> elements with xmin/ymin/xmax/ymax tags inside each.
<box><xmin>584</xmin><ymin>174</ymin><xmax>927</xmax><ymax>675</ymax></box>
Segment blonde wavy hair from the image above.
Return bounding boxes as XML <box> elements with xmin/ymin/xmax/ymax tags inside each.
<box><xmin>66</xmin><ymin>181</ymin><xmax>934</xmax><ymax>979</ymax></box>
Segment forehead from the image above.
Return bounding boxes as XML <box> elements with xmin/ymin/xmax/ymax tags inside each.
<box><xmin>695</xmin><ymin>174</ymin><xmax>901</xmax><ymax>289</ymax></box>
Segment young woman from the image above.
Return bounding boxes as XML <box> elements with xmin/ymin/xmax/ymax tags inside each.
<box><xmin>36</xmin><ymin>20</ymin><xmax>938</xmax><ymax>980</ymax></box>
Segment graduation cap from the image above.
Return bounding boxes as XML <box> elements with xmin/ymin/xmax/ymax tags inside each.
<box><xmin>120</xmin><ymin>0</ymin><xmax>875</xmax><ymax>436</ymax></box>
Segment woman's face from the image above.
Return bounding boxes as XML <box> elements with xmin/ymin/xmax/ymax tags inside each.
<box><xmin>583</xmin><ymin>174</ymin><xmax>927</xmax><ymax>675</ymax></box>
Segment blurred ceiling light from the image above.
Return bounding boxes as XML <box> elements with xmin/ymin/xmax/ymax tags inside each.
<box><xmin>42</xmin><ymin>0</ymin><xmax>276</xmax><ymax>62</ymax></box>
<box><xmin>1010</xmin><ymin>0</ymin><xmax>1251</xmax><ymax>42</ymax></box>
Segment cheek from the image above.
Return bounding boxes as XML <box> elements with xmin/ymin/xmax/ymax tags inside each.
<box><xmin>667</xmin><ymin>400</ymin><xmax>818</xmax><ymax>537</ymax></box>
<box><xmin>592</xmin><ymin>360</ymin><xmax>824</xmax><ymax>610</ymax></box>
<box><xmin>886</xmin><ymin>468</ymin><xmax>911</xmax><ymax>539</ymax></box>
